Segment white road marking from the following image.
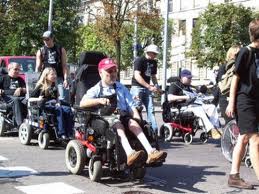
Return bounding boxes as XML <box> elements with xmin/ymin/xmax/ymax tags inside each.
<box><xmin>0</xmin><ymin>155</ymin><xmax>8</xmax><ymax>161</ymax></box>
<box><xmin>16</xmin><ymin>182</ymin><xmax>84</xmax><ymax>194</ymax></box>
<box><xmin>0</xmin><ymin>166</ymin><xmax>38</xmax><ymax>178</ymax></box>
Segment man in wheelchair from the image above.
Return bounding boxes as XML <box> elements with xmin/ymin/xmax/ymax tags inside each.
<box><xmin>167</xmin><ymin>69</ymin><xmax>222</xmax><ymax>139</ymax></box>
<box><xmin>0</xmin><ymin>62</ymin><xmax>27</xmax><ymax>127</ymax></box>
<box><xmin>80</xmin><ymin>58</ymin><xmax>167</xmax><ymax>166</ymax></box>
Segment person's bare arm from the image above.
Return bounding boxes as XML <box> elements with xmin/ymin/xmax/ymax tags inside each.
<box><xmin>80</xmin><ymin>97</ymin><xmax>109</xmax><ymax>108</ymax></box>
<box><xmin>61</xmin><ymin>48</ymin><xmax>69</xmax><ymax>88</ymax></box>
<box><xmin>168</xmin><ymin>94</ymin><xmax>189</xmax><ymax>102</ymax></box>
<box><xmin>36</xmin><ymin>50</ymin><xmax>42</xmax><ymax>73</ymax></box>
<box><xmin>134</xmin><ymin>71</ymin><xmax>157</xmax><ymax>92</ymax></box>
<box><xmin>225</xmin><ymin>74</ymin><xmax>239</xmax><ymax>118</ymax></box>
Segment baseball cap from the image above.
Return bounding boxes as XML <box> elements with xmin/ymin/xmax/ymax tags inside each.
<box><xmin>180</xmin><ymin>69</ymin><xmax>192</xmax><ymax>78</ymax></box>
<box><xmin>42</xmin><ymin>31</ymin><xmax>53</xmax><ymax>38</ymax></box>
<box><xmin>98</xmin><ymin>58</ymin><xmax>117</xmax><ymax>71</ymax></box>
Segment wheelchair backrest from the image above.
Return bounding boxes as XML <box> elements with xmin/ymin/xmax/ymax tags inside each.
<box><xmin>25</xmin><ymin>72</ymin><xmax>41</xmax><ymax>99</ymax></box>
<box><xmin>74</xmin><ymin>51</ymin><xmax>106</xmax><ymax>105</ymax></box>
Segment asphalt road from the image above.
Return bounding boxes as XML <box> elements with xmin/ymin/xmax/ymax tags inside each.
<box><xmin>0</xmin><ymin>113</ymin><xmax>258</xmax><ymax>194</ymax></box>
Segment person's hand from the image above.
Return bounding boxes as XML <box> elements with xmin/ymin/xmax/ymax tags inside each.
<box><xmin>63</xmin><ymin>79</ymin><xmax>69</xmax><ymax>89</ymax></box>
<box><xmin>148</xmin><ymin>85</ymin><xmax>158</xmax><ymax>92</ymax></box>
<box><xmin>99</xmin><ymin>98</ymin><xmax>110</xmax><ymax>106</ymax></box>
<box><xmin>225</xmin><ymin>103</ymin><xmax>235</xmax><ymax>118</ymax></box>
<box><xmin>0</xmin><ymin>89</ymin><xmax>4</xmax><ymax>96</ymax></box>
<box><xmin>38</xmin><ymin>96</ymin><xmax>44</xmax><ymax>101</ymax></box>
<box><xmin>13</xmin><ymin>88</ymin><xmax>22</xmax><ymax>96</ymax></box>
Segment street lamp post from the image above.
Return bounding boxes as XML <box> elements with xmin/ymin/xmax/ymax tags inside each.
<box><xmin>48</xmin><ymin>0</ymin><xmax>53</xmax><ymax>31</ymax></box>
<box><xmin>161</xmin><ymin>0</ymin><xmax>169</xmax><ymax>104</ymax></box>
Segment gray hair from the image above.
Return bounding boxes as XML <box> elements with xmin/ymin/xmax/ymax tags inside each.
<box><xmin>8</xmin><ymin>62</ymin><xmax>21</xmax><ymax>70</ymax></box>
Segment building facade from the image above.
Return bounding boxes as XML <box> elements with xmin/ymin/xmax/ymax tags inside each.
<box><xmin>79</xmin><ymin>0</ymin><xmax>259</xmax><ymax>85</ymax></box>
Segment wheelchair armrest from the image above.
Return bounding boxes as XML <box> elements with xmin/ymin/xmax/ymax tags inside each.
<box><xmin>73</xmin><ymin>105</ymin><xmax>99</xmax><ymax>116</ymax></box>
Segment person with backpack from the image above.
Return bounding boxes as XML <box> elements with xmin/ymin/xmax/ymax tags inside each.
<box><xmin>225</xmin><ymin>19</ymin><xmax>259</xmax><ymax>190</ymax></box>
<box><xmin>36</xmin><ymin>31</ymin><xmax>69</xmax><ymax>102</ymax></box>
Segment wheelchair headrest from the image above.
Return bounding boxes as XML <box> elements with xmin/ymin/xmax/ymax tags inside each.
<box><xmin>79</xmin><ymin>51</ymin><xmax>107</xmax><ymax>67</ymax></box>
<box><xmin>167</xmin><ymin>76</ymin><xmax>180</xmax><ymax>83</ymax></box>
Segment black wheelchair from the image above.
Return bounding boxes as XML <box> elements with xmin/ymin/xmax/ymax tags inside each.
<box><xmin>18</xmin><ymin>73</ymin><xmax>71</xmax><ymax>149</ymax></box>
<box><xmin>65</xmin><ymin>51</ymin><xmax>164</xmax><ymax>182</ymax></box>
<box><xmin>0</xmin><ymin>68</ymin><xmax>26</xmax><ymax>136</ymax></box>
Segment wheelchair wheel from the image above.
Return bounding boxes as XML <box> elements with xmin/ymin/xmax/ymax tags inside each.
<box><xmin>200</xmin><ymin>132</ymin><xmax>208</xmax><ymax>143</ymax></box>
<box><xmin>132</xmin><ymin>166</ymin><xmax>146</xmax><ymax>180</ymax></box>
<box><xmin>89</xmin><ymin>158</ymin><xmax>102</xmax><ymax>182</ymax></box>
<box><xmin>221</xmin><ymin>120</ymin><xmax>247</xmax><ymax>162</ymax></box>
<box><xmin>245</xmin><ymin>157</ymin><xmax>253</xmax><ymax>168</ymax></box>
<box><xmin>183</xmin><ymin>133</ymin><xmax>193</xmax><ymax>144</ymax></box>
<box><xmin>65</xmin><ymin>140</ymin><xmax>86</xmax><ymax>175</ymax></box>
<box><xmin>160</xmin><ymin>124</ymin><xmax>173</xmax><ymax>142</ymax></box>
<box><xmin>38</xmin><ymin>131</ymin><xmax>50</xmax><ymax>149</ymax></box>
<box><xmin>19</xmin><ymin>122</ymin><xmax>32</xmax><ymax>145</ymax></box>
<box><xmin>0</xmin><ymin>114</ymin><xmax>6</xmax><ymax>136</ymax></box>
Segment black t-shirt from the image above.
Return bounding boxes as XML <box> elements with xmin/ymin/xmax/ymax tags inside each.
<box><xmin>41</xmin><ymin>44</ymin><xmax>63</xmax><ymax>78</ymax></box>
<box><xmin>131</xmin><ymin>56</ymin><xmax>158</xmax><ymax>87</ymax></box>
<box><xmin>31</xmin><ymin>84</ymin><xmax>58</xmax><ymax>102</ymax></box>
<box><xmin>168</xmin><ymin>80</ymin><xmax>193</xmax><ymax>106</ymax></box>
<box><xmin>0</xmin><ymin>75</ymin><xmax>26</xmax><ymax>96</ymax></box>
<box><xmin>234</xmin><ymin>46</ymin><xmax>259</xmax><ymax>98</ymax></box>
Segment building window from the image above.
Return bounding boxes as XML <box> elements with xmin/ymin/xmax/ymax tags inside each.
<box><xmin>193</xmin><ymin>18</ymin><xmax>198</xmax><ymax>28</ymax></box>
<box><xmin>179</xmin><ymin>20</ymin><xmax>186</xmax><ymax>36</ymax></box>
<box><xmin>169</xmin><ymin>0</ymin><xmax>173</xmax><ymax>12</ymax></box>
<box><xmin>224</xmin><ymin>0</ymin><xmax>232</xmax><ymax>2</ymax></box>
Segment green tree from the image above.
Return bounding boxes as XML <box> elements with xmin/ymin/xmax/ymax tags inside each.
<box><xmin>0</xmin><ymin>0</ymin><xmax>80</xmax><ymax>63</ymax></box>
<box><xmin>189</xmin><ymin>3</ymin><xmax>253</xmax><ymax>68</ymax></box>
<box><xmin>88</xmin><ymin>0</ymin><xmax>163</xmax><ymax>76</ymax></box>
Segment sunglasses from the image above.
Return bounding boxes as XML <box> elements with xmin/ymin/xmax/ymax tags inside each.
<box><xmin>43</xmin><ymin>38</ymin><xmax>50</xmax><ymax>41</ymax></box>
<box><xmin>105</xmin><ymin>68</ymin><xmax>117</xmax><ymax>74</ymax></box>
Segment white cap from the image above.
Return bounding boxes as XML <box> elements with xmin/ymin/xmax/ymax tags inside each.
<box><xmin>144</xmin><ymin>44</ymin><xmax>159</xmax><ymax>54</ymax></box>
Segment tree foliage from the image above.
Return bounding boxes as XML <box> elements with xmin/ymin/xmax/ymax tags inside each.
<box><xmin>0</xmin><ymin>0</ymin><xmax>80</xmax><ymax>62</ymax></box>
<box><xmin>87</xmin><ymin>0</ymin><xmax>164</xmax><ymax>73</ymax></box>
<box><xmin>189</xmin><ymin>3</ymin><xmax>253</xmax><ymax>68</ymax></box>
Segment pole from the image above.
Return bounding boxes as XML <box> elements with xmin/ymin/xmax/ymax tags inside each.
<box><xmin>133</xmin><ymin>3</ymin><xmax>139</xmax><ymax>59</ymax></box>
<box><xmin>48</xmin><ymin>0</ymin><xmax>53</xmax><ymax>31</ymax></box>
<box><xmin>161</xmin><ymin>0</ymin><xmax>169</xmax><ymax>104</ymax></box>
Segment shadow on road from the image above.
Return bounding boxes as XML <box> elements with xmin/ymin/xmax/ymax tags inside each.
<box><xmin>95</xmin><ymin>164</ymin><xmax>225</xmax><ymax>193</ymax></box>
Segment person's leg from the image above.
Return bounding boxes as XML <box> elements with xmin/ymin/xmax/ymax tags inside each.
<box><xmin>57</xmin><ymin>77</ymin><xmax>69</xmax><ymax>103</ymax></box>
<box><xmin>11</xmin><ymin>97</ymin><xmax>24</xmax><ymax>126</ymax></box>
<box><xmin>249</xmin><ymin>133</ymin><xmax>259</xmax><ymax>180</ymax></box>
<box><xmin>228</xmin><ymin>134</ymin><xmax>253</xmax><ymax>189</ymax></box>
<box><xmin>130</xmin><ymin>86</ymin><xmax>143</xmax><ymax>108</ymax></box>
<box><xmin>128</xmin><ymin>119</ymin><xmax>167</xmax><ymax>164</ymax></box>
<box><xmin>143</xmin><ymin>89</ymin><xmax>158</xmax><ymax>132</ymax></box>
<box><xmin>61</xmin><ymin>105</ymin><xmax>74</xmax><ymax>137</ymax></box>
<box><xmin>114</xmin><ymin>122</ymin><xmax>144</xmax><ymax>166</ymax></box>
<box><xmin>202</xmin><ymin>104</ymin><xmax>220</xmax><ymax>128</ymax></box>
<box><xmin>55</xmin><ymin>106</ymin><xmax>66</xmax><ymax>137</ymax></box>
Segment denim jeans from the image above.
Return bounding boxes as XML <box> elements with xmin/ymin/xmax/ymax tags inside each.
<box><xmin>130</xmin><ymin>86</ymin><xmax>158</xmax><ymax>132</ymax></box>
<box><xmin>45</xmin><ymin>104</ymin><xmax>74</xmax><ymax>137</ymax></box>
<box><xmin>57</xmin><ymin>77</ymin><xmax>69</xmax><ymax>103</ymax></box>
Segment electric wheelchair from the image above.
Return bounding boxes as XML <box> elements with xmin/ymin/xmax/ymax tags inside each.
<box><xmin>65</xmin><ymin>52</ymin><xmax>164</xmax><ymax>182</ymax></box>
<box><xmin>18</xmin><ymin>73</ymin><xmax>70</xmax><ymax>149</ymax></box>
<box><xmin>0</xmin><ymin>67</ymin><xmax>26</xmax><ymax>136</ymax></box>
<box><xmin>159</xmin><ymin>77</ymin><xmax>210</xmax><ymax>144</ymax></box>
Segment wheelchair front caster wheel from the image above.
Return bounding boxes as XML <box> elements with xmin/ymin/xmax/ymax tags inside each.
<box><xmin>200</xmin><ymin>132</ymin><xmax>208</xmax><ymax>143</ymax></box>
<box><xmin>183</xmin><ymin>133</ymin><xmax>193</xmax><ymax>144</ymax></box>
<box><xmin>89</xmin><ymin>158</ymin><xmax>102</xmax><ymax>182</ymax></box>
<box><xmin>132</xmin><ymin>167</ymin><xmax>146</xmax><ymax>180</ymax></box>
<box><xmin>245</xmin><ymin>157</ymin><xmax>253</xmax><ymax>168</ymax></box>
<box><xmin>160</xmin><ymin>125</ymin><xmax>173</xmax><ymax>142</ymax></box>
<box><xmin>38</xmin><ymin>131</ymin><xmax>50</xmax><ymax>149</ymax></box>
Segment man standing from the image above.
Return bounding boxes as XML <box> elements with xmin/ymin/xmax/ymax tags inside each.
<box><xmin>0</xmin><ymin>62</ymin><xmax>26</xmax><ymax>126</ymax></box>
<box><xmin>36</xmin><ymin>31</ymin><xmax>69</xmax><ymax>102</ymax></box>
<box><xmin>130</xmin><ymin>44</ymin><xmax>162</xmax><ymax>134</ymax></box>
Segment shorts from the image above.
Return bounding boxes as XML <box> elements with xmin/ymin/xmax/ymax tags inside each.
<box><xmin>236</xmin><ymin>94</ymin><xmax>259</xmax><ymax>135</ymax></box>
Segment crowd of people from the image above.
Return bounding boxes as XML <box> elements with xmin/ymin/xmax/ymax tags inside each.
<box><xmin>1</xmin><ymin>18</ymin><xmax>259</xmax><ymax>190</ymax></box>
